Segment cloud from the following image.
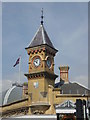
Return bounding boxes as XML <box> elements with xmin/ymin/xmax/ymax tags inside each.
<box><xmin>2</xmin><ymin>71</ymin><xmax>27</xmax><ymax>91</ymax></box>
<box><xmin>55</xmin><ymin>74</ymin><xmax>88</xmax><ymax>89</ymax></box>
<box><xmin>62</xmin><ymin>21</ymin><xmax>87</xmax><ymax>47</ymax></box>
<box><xmin>56</xmin><ymin>19</ymin><xmax>88</xmax><ymax>60</ymax></box>
<box><xmin>2</xmin><ymin>80</ymin><xmax>12</xmax><ymax>92</ymax></box>
<box><xmin>5</xmin><ymin>71</ymin><xmax>25</xmax><ymax>82</ymax></box>
<box><xmin>0</xmin><ymin>79</ymin><xmax>12</xmax><ymax>92</ymax></box>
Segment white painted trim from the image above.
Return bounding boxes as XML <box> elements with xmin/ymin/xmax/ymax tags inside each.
<box><xmin>71</xmin><ymin>81</ymin><xmax>90</xmax><ymax>90</ymax></box>
<box><xmin>56</xmin><ymin>109</ymin><xmax>76</xmax><ymax>114</ymax></box>
<box><xmin>3</xmin><ymin>86</ymin><xmax>16</xmax><ymax>105</ymax></box>
<box><xmin>15</xmin><ymin>115</ymin><xmax>57</xmax><ymax>118</ymax></box>
<box><xmin>55</xmin><ymin>100</ymin><xmax>75</xmax><ymax>108</ymax></box>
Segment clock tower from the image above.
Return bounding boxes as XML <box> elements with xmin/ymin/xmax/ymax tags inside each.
<box><xmin>25</xmin><ymin>10</ymin><xmax>58</xmax><ymax>104</ymax></box>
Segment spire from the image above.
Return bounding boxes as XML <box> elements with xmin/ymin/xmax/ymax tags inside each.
<box><xmin>25</xmin><ymin>9</ymin><xmax>58</xmax><ymax>52</ymax></box>
<box><xmin>41</xmin><ymin>8</ymin><xmax>44</xmax><ymax>25</ymax></box>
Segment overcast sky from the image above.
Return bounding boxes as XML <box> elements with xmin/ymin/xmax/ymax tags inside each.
<box><xmin>1</xmin><ymin>2</ymin><xmax>88</xmax><ymax>91</ymax></box>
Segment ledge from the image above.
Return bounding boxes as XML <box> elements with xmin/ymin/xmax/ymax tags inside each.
<box><xmin>1</xmin><ymin>98</ymin><xmax>28</xmax><ymax>107</ymax></box>
<box><xmin>56</xmin><ymin>94</ymin><xmax>90</xmax><ymax>97</ymax></box>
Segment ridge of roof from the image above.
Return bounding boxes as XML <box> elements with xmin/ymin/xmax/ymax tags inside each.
<box><xmin>61</xmin><ymin>82</ymin><xmax>90</xmax><ymax>92</ymax></box>
<box><xmin>71</xmin><ymin>82</ymin><xmax>90</xmax><ymax>91</ymax></box>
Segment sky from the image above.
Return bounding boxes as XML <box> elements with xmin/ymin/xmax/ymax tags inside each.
<box><xmin>1</xmin><ymin>2</ymin><xmax>88</xmax><ymax>91</ymax></box>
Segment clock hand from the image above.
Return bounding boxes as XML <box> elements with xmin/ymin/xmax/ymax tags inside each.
<box><xmin>34</xmin><ymin>59</ymin><xmax>37</xmax><ymax>63</ymax></box>
<box><xmin>34</xmin><ymin>60</ymin><xmax>39</xmax><ymax>65</ymax></box>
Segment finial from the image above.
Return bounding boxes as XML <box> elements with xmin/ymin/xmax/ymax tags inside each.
<box><xmin>41</xmin><ymin>8</ymin><xmax>44</xmax><ymax>25</ymax></box>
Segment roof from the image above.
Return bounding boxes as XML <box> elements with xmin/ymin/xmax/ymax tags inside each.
<box><xmin>26</xmin><ymin>24</ymin><xmax>56</xmax><ymax>50</ymax></box>
<box><xmin>55</xmin><ymin>82</ymin><xmax>90</xmax><ymax>95</ymax></box>
<box><xmin>1</xmin><ymin>83</ymin><xmax>23</xmax><ymax>106</ymax></box>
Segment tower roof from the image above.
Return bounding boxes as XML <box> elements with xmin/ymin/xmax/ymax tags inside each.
<box><xmin>25</xmin><ymin>24</ymin><xmax>57</xmax><ymax>51</ymax></box>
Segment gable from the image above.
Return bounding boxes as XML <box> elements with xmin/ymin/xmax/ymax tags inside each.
<box><xmin>55</xmin><ymin>100</ymin><xmax>76</xmax><ymax>109</ymax></box>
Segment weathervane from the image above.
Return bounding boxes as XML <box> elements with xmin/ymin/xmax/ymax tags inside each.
<box><xmin>41</xmin><ymin>8</ymin><xmax>44</xmax><ymax>25</ymax></box>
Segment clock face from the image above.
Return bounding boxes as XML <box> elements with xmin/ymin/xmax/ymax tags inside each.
<box><xmin>33</xmin><ymin>57</ymin><xmax>41</xmax><ymax>67</ymax></box>
<box><xmin>47</xmin><ymin>57</ymin><xmax>51</xmax><ymax>68</ymax></box>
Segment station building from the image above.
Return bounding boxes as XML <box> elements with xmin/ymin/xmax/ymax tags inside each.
<box><xmin>1</xmin><ymin>12</ymin><xmax>90</xmax><ymax>119</ymax></box>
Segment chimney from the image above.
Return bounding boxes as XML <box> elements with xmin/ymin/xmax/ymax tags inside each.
<box><xmin>59</xmin><ymin>65</ymin><xmax>69</xmax><ymax>83</ymax></box>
